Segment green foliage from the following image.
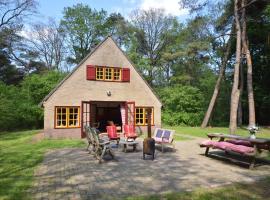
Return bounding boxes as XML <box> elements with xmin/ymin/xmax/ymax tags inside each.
<box><xmin>158</xmin><ymin>86</ymin><xmax>205</xmax><ymax>126</ymax></box>
<box><xmin>0</xmin><ymin>71</ymin><xmax>65</xmax><ymax>131</ymax></box>
<box><xmin>21</xmin><ymin>71</ymin><xmax>66</xmax><ymax>105</ymax></box>
<box><xmin>0</xmin><ymin>130</ymin><xmax>84</xmax><ymax>200</ymax></box>
<box><xmin>61</xmin><ymin>3</ymin><xmax>108</xmax><ymax>64</ymax></box>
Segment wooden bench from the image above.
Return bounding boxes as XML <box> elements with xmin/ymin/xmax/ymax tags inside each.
<box><xmin>199</xmin><ymin>133</ymin><xmax>270</xmax><ymax>169</ymax></box>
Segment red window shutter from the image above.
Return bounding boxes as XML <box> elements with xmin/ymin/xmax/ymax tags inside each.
<box><xmin>86</xmin><ymin>65</ymin><xmax>96</xmax><ymax>80</ymax></box>
<box><xmin>122</xmin><ymin>68</ymin><xmax>130</xmax><ymax>82</ymax></box>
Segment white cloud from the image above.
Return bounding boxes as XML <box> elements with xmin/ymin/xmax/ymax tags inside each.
<box><xmin>140</xmin><ymin>0</ymin><xmax>188</xmax><ymax>16</ymax></box>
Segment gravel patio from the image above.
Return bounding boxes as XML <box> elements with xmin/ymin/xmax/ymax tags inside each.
<box><xmin>31</xmin><ymin>138</ymin><xmax>270</xmax><ymax>200</ymax></box>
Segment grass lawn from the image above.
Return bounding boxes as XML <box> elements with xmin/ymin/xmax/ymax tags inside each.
<box><xmin>0</xmin><ymin>130</ymin><xmax>85</xmax><ymax>200</ymax></box>
<box><xmin>164</xmin><ymin>126</ymin><xmax>270</xmax><ymax>139</ymax></box>
<box><xmin>125</xmin><ymin>177</ymin><xmax>270</xmax><ymax>200</ymax></box>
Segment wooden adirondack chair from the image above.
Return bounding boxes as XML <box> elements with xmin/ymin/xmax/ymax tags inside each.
<box><xmin>85</xmin><ymin>125</ymin><xmax>95</xmax><ymax>153</ymax></box>
<box><xmin>90</xmin><ymin>127</ymin><xmax>114</xmax><ymax>163</ymax></box>
<box><xmin>106</xmin><ymin>125</ymin><xmax>120</xmax><ymax>144</ymax></box>
<box><xmin>123</xmin><ymin>124</ymin><xmax>138</xmax><ymax>140</ymax></box>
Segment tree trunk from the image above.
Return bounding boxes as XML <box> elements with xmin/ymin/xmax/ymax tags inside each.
<box><xmin>201</xmin><ymin>29</ymin><xmax>233</xmax><ymax>128</ymax></box>
<box><xmin>229</xmin><ymin>0</ymin><xmax>242</xmax><ymax>134</ymax></box>
<box><xmin>241</xmin><ymin>0</ymin><xmax>256</xmax><ymax>127</ymax></box>
<box><xmin>237</xmin><ymin>60</ymin><xmax>244</xmax><ymax>126</ymax></box>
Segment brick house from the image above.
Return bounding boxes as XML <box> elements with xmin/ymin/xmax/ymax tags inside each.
<box><xmin>40</xmin><ymin>36</ymin><xmax>162</xmax><ymax>138</ymax></box>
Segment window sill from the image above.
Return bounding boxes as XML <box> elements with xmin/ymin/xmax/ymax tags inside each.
<box><xmin>54</xmin><ymin>126</ymin><xmax>81</xmax><ymax>129</ymax></box>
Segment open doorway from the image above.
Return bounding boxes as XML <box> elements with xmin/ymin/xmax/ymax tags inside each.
<box><xmin>81</xmin><ymin>101</ymin><xmax>135</xmax><ymax>137</ymax></box>
<box><xmin>91</xmin><ymin>101</ymin><xmax>124</xmax><ymax>132</ymax></box>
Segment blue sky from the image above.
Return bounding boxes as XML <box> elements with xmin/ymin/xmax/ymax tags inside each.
<box><xmin>34</xmin><ymin>0</ymin><xmax>189</xmax><ymax>22</ymax></box>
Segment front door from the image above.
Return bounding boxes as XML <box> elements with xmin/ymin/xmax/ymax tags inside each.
<box><xmin>81</xmin><ymin>101</ymin><xmax>91</xmax><ymax>138</ymax></box>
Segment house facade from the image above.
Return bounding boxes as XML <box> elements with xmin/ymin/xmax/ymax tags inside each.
<box><xmin>41</xmin><ymin>37</ymin><xmax>162</xmax><ymax>138</ymax></box>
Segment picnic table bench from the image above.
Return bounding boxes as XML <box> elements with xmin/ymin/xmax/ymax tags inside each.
<box><xmin>200</xmin><ymin>133</ymin><xmax>270</xmax><ymax>169</ymax></box>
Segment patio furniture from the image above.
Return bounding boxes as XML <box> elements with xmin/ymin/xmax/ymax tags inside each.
<box><xmin>153</xmin><ymin>128</ymin><xmax>175</xmax><ymax>152</ymax></box>
<box><xmin>106</xmin><ymin>125</ymin><xmax>120</xmax><ymax>144</ymax></box>
<box><xmin>85</xmin><ymin>125</ymin><xmax>95</xmax><ymax>153</ymax></box>
<box><xmin>199</xmin><ymin>133</ymin><xmax>270</xmax><ymax>168</ymax></box>
<box><xmin>116</xmin><ymin>126</ymin><xmax>122</xmax><ymax>132</ymax></box>
<box><xmin>119</xmin><ymin>139</ymin><xmax>139</xmax><ymax>152</ymax></box>
<box><xmin>90</xmin><ymin>127</ymin><xmax>114</xmax><ymax>163</ymax></box>
<box><xmin>123</xmin><ymin>124</ymin><xmax>138</xmax><ymax>140</ymax></box>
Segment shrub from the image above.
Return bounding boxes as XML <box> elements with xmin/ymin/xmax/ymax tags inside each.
<box><xmin>158</xmin><ymin>85</ymin><xmax>205</xmax><ymax>126</ymax></box>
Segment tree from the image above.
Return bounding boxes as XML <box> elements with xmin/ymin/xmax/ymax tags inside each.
<box><xmin>60</xmin><ymin>4</ymin><xmax>107</xmax><ymax>64</ymax></box>
<box><xmin>104</xmin><ymin>13</ymin><xmax>131</xmax><ymax>48</ymax></box>
<box><xmin>27</xmin><ymin>19</ymin><xmax>66</xmax><ymax>71</ymax></box>
<box><xmin>0</xmin><ymin>0</ymin><xmax>36</xmax><ymax>29</ymax></box>
<box><xmin>201</xmin><ymin>28</ymin><xmax>233</xmax><ymax>128</ymax></box>
<box><xmin>0</xmin><ymin>0</ymin><xmax>37</xmax><ymax>83</ymax></box>
<box><xmin>241</xmin><ymin>0</ymin><xmax>256</xmax><ymax>127</ymax></box>
<box><xmin>0</xmin><ymin>28</ymin><xmax>24</xmax><ymax>84</ymax></box>
<box><xmin>158</xmin><ymin>85</ymin><xmax>205</xmax><ymax>126</ymax></box>
<box><xmin>130</xmin><ymin>8</ymin><xmax>175</xmax><ymax>86</ymax></box>
<box><xmin>229</xmin><ymin>0</ymin><xmax>242</xmax><ymax>134</ymax></box>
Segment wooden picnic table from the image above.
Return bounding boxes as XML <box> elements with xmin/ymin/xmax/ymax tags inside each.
<box><xmin>207</xmin><ymin>133</ymin><xmax>270</xmax><ymax>144</ymax></box>
<box><xmin>205</xmin><ymin>133</ymin><xmax>270</xmax><ymax>168</ymax></box>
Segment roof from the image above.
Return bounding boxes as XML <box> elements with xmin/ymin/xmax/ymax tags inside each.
<box><xmin>40</xmin><ymin>36</ymin><xmax>162</xmax><ymax>106</ymax></box>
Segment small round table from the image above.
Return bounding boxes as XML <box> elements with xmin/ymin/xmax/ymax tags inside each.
<box><xmin>119</xmin><ymin>140</ymin><xmax>139</xmax><ymax>152</ymax></box>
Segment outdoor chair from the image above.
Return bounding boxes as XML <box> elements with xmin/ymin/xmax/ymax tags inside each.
<box><xmin>106</xmin><ymin>125</ymin><xmax>120</xmax><ymax>144</ymax></box>
<box><xmin>85</xmin><ymin>125</ymin><xmax>95</xmax><ymax>153</ymax></box>
<box><xmin>153</xmin><ymin>128</ymin><xmax>164</xmax><ymax>142</ymax></box>
<box><xmin>123</xmin><ymin>124</ymin><xmax>138</xmax><ymax>141</ymax></box>
<box><xmin>153</xmin><ymin>128</ymin><xmax>175</xmax><ymax>152</ymax></box>
<box><xmin>90</xmin><ymin>127</ymin><xmax>114</xmax><ymax>163</ymax></box>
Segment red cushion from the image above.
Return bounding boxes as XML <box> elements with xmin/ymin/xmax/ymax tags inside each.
<box><xmin>200</xmin><ymin>140</ymin><xmax>218</xmax><ymax>147</ymax></box>
<box><xmin>107</xmin><ymin>126</ymin><xmax>119</xmax><ymax>139</ymax></box>
<box><xmin>124</xmin><ymin>125</ymin><xmax>137</xmax><ymax>139</ymax></box>
<box><xmin>226</xmin><ymin>139</ymin><xmax>252</xmax><ymax>147</ymax></box>
<box><xmin>124</xmin><ymin>125</ymin><xmax>135</xmax><ymax>133</ymax></box>
<box><xmin>212</xmin><ymin>142</ymin><xmax>236</xmax><ymax>150</ymax></box>
<box><xmin>227</xmin><ymin>145</ymin><xmax>254</xmax><ymax>154</ymax></box>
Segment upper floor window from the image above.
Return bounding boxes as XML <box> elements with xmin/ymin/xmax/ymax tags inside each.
<box><xmin>87</xmin><ymin>65</ymin><xmax>129</xmax><ymax>82</ymax></box>
<box><xmin>94</xmin><ymin>67</ymin><xmax>121</xmax><ymax>81</ymax></box>
<box><xmin>96</xmin><ymin>67</ymin><xmax>104</xmax><ymax>80</ymax></box>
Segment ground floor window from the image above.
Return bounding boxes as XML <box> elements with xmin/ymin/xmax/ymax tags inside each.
<box><xmin>135</xmin><ymin>107</ymin><xmax>154</xmax><ymax>125</ymax></box>
<box><xmin>55</xmin><ymin>107</ymin><xmax>80</xmax><ymax>128</ymax></box>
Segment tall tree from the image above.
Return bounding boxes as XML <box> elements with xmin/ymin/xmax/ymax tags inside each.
<box><xmin>130</xmin><ymin>8</ymin><xmax>175</xmax><ymax>86</ymax></box>
<box><xmin>0</xmin><ymin>0</ymin><xmax>36</xmax><ymax>29</ymax></box>
<box><xmin>229</xmin><ymin>0</ymin><xmax>242</xmax><ymax>134</ymax></box>
<box><xmin>0</xmin><ymin>28</ymin><xmax>23</xmax><ymax>84</ymax></box>
<box><xmin>104</xmin><ymin>13</ymin><xmax>131</xmax><ymax>48</ymax></box>
<box><xmin>60</xmin><ymin>4</ymin><xmax>107</xmax><ymax>64</ymax></box>
<box><xmin>0</xmin><ymin>0</ymin><xmax>37</xmax><ymax>83</ymax></box>
<box><xmin>27</xmin><ymin>19</ymin><xmax>66</xmax><ymax>71</ymax></box>
<box><xmin>241</xmin><ymin>0</ymin><xmax>256</xmax><ymax>127</ymax></box>
<box><xmin>201</xmin><ymin>28</ymin><xmax>233</xmax><ymax>128</ymax></box>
